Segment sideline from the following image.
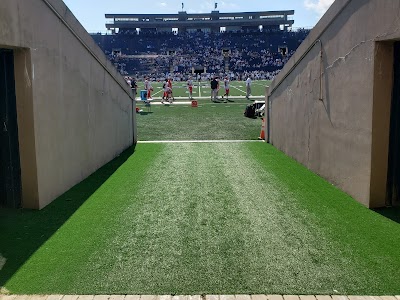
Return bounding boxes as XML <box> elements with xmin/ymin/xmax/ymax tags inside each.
<box><xmin>0</xmin><ymin>294</ymin><xmax>397</xmax><ymax>300</ymax></box>
<box><xmin>138</xmin><ymin>140</ymin><xmax>265</xmax><ymax>143</ymax></box>
<box><xmin>135</xmin><ymin>95</ymin><xmax>264</xmax><ymax>102</ymax></box>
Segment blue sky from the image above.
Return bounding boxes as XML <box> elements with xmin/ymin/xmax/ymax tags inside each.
<box><xmin>62</xmin><ymin>0</ymin><xmax>334</xmax><ymax>33</ymax></box>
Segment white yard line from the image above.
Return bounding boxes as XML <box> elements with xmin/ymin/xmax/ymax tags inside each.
<box><xmin>138</xmin><ymin>140</ymin><xmax>264</xmax><ymax>143</ymax></box>
<box><xmin>231</xmin><ymin>85</ymin><xmax>247</xmax><ymax>94</ymax></box>
<box><xmin>138</xmin><ymin>101</ymin><xmax>193</xmax><ymax>105</ymax></box>
<box><xmin>136</xmin><ymin>94</ymin><xmax>266</xmax><ymax>101</ymax></box>
<box><xmin>5</xmin><ymin>295</ymin><xmax>381</xmax><ymax>300</ymax></box>
<box><xmin>136</xmin><ymin>98</ymin><xmax>264</xmax><ymax>106</ymax></box>
<box><xmin>151</xmin><ymin>89</ymin><xmax>163</xmax><ymax>96</ymax></box>
<box><xmin>251</xmin><ymin>82</ymin><xmax>270</xmax><ymax>87</ymax></box>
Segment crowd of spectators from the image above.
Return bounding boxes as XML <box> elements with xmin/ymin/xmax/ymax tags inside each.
<box><xmin>92</xmin><ymin>28</ymin><xmax>310</xmax><ymax>81</ymax></box>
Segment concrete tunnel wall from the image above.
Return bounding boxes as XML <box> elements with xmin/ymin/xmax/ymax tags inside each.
<box><xmin>267</xmin><ymin>0</ymin><xmax>400</xmax><ymax>208</ymax></box>
<box><xmin>0</xmin><ymin>0</ymin><xmax>136</xmax><ymax>209</ymax></box>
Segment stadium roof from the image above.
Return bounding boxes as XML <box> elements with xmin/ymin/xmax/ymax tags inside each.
<box><xmin>105</xmin><ymin>10</ymin><xmax>294</xmax><ymax>32</ymax></box>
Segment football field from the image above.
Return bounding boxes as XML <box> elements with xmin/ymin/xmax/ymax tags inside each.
<box><xmin>137</xmin><ymin>80</ymin><xmax>270</xmax><ymax>99</ymax></box>
<box><xmin>3</xmin><ymin>142</ymin><xmax>400</xmax><ymax>295</ymax></box>
<box><xmin>2</xmin><ymin>78</ymin><xmax>400</xmax><ymax>295</ymax></box>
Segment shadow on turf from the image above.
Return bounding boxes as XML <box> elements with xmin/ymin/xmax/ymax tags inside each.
<box><xmin>373</xmin><ymin>206</ymin><xmax>400</xmax><ymax>224</ymax></box>
<box><xmin>213</xmin><ymin>99</ymin><xmax>235</xmax><ymax>103</ymax></box>
<box><xmin>0</xmin><ymin>146</ymin><xmax>135</xmax><ymax>288</ymax></box>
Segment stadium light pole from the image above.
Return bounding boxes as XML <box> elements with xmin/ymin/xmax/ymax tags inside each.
<box><xmin>222</xmin><ymin>48</ymin><xmax>230</xmax><ymax>73</ymax></box>
<box><xmin>168</xmin><ymin>50</ymin><xmax>176</xmax><ymax>74</ymax></box>
<box><xmin>193</xmin><ymin>66</ymin><xmax>204</xmax><ymax>84</ymax></box>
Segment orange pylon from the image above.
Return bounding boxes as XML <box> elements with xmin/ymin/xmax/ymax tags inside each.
<box><xmin>258</xmin><ymin>118</ymin><xmax>265</xmax><ymax>140</ymax></box>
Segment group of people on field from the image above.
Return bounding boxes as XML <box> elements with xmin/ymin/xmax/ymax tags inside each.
<box><xmin>142</xmin><ymin>76</ymin><xmax>175</xmax><ymax>103</ymax></box>
<box><xmin>161</xmin><ymin>78</ymin><xmax>174</xmax><ymax>103</ymax></box>
<box><xmin>125</xmin><ymin>75</ymin><xmax>252</xmax><ymax>102</ymax></box>
<box><xmin>210</xmin><ymin>76</ymin><xmax>251</xmax><ymax>102</ymax></box>
<box><xmin>210</xmin><ymin>76</ymin><xmax>230</xmax><ymax>102</ymax></box>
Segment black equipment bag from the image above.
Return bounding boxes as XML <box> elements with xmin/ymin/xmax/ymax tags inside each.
<box><xmin>244</xmin><ymin>104</ymin><xmax>255</xmax><ymax>118</ymax></box>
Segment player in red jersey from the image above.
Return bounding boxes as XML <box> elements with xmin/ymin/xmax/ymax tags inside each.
<box><xmin>162</xmin><ymin>79</ymin><xmax>168</xmax><ymax>102</ymax></box>
<box><xmin>144</xmin><ymin>77</ymin><xmax>153</xmax><ymax>100</ymax></box>
<box><xmin>168</xmin><ymin>77</ymin><xmax>174</xmax><ymax>101</ymax></box>
<box><xmin>223</xmin><ymin>76</ymin><xmax>230</xmax><ymax>102</ymax></box>
<box><xmin>187</xmin><ymin>76</ymin><xmax>194</xmax><ymax>100</ymax></box>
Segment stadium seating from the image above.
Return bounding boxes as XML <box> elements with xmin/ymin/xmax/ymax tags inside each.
<box><xmin>91</xmin><ymin>29</ymin><xmax>310</xmax><ymax>80</ymax></box>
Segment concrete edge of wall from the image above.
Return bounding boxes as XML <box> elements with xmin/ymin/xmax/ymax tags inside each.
<box><xmin>268</xmin><ymin>0</ymin><xmax>352</xmax><ymax>98</ymax></box>
<box><xmin>42</xmin><ymin>0</ymin><xmax>133</xmax><ymax>100</ymax></box>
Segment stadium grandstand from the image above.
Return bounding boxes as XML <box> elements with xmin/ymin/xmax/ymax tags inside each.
<box><xmin>105</xmin><ymin>9</ymin><xmax>294</xmax><ymax>34</ymax></box>
<box><xmin>91</xmin><ymin>8</ymin><xmax>310</xmax><ymax>81</ymax></box>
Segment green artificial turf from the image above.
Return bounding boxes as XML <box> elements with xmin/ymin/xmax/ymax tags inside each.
<box><xmin>136</xmin><ymin>100</ymin><xmax>262</xmax><ymax>141</ymax></box>
<box><xmin>2</xmin><ymin>142</ymin><xmax>400</xmax><ymax>295</ymax></box>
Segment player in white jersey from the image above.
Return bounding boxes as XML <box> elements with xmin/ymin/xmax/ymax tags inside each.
<box><xmin>187</xmin><ymin>77</ymin><xmax>194</xmax><ymax>100</ymax></box>
<box><xmin>161</xmin><ymin>78</ymin><xmax>172</xmax><ymax>104</ymax></box>
<box><xmin>223</xmin><ymin>76</ymin><xmax>230</xmax><ymax>102</ymax></box>
<box><xmin>246</xmin><ymin>76</ymin><xmax>252</xmax><ymax>99</ymax></box>
<box><xmin>144</xmin><ymin>77</ymin><xmax>153</xmax><ymax>100</ymax></box>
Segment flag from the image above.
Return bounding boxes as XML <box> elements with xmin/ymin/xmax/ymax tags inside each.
<box><xmin>215</xmin><ymin>2</ymin><xmax>218</xmax><ymax>9</ymax></box>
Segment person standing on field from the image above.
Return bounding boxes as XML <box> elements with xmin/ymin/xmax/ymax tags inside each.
<box><xmin>162</xmin><ymin>78</ymin><xmax>168</xmax><ymax>102</ymax></box>
<box><xmin>144</xmin><ymin>77</ymin><xmax>153</xmax><ymax>100</ymax></box>
<box><xmin>223</xmin><ymin>76</ymin><xmax>230</xmax><ymax>102</ymax></box>
<box><xmin>131</xmin><ymin>77</ymin><xmax>137</xmax><ymax>100</ymax></box>
<box><xmin>246</xmin><ymin>76</ymin><xmax>252</xmax><ymax>99</ymax></box>
<box><xmin>168</xmin><ymin>77</ymin><xmax>174</xmax><ymax>101</ymax></box>
<box><xmin>187</xmin><ymin>76</ymin><xmax>194</xmax><ymax>100</ymax></box>
<box><xmin>210</xmin><ymin>76</ymin><xmax>219</xmax><ymax>102</ymax></box>
<box><xmin>162</xmin><ymin>78</ymin><xmax>172</xmax><ymax>104</ymax></box>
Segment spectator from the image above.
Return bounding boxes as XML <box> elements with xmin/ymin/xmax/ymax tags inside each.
<box><xmin>93</xmin><ymin>29</ymin><xmax>310</xmax><ymax>83</ymax></box>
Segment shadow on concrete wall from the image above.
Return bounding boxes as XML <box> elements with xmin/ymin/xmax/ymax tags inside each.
<box><xmin>373</xmin><ymin>207</ymin><xmax>400</xmax><ymax>224</ymax></box>
<box><xmin>0</xmin><ymin>146</ymin><xmax>135</xmax><ymax>289</ymax></box>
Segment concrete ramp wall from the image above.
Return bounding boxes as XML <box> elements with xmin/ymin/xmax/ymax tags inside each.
<box><xmin>0</xmin><ymin>0</ymin><xmax>136</xmax><ymax>209</ymax></box>
<box><xmin>267</xmin><ymin>0</ymin><xmax>400</xmax><ymax>207</ymax></box>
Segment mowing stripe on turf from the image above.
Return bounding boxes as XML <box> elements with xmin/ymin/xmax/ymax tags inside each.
<box><xmin>4</xmin><ymin>142</ymin><xmax>400</xmax><ymax>294</ymax></box>
<box><xmin>70</xmin><ymin>142</ymin><xmax>363</xmax><ymax>294</ymax></box>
